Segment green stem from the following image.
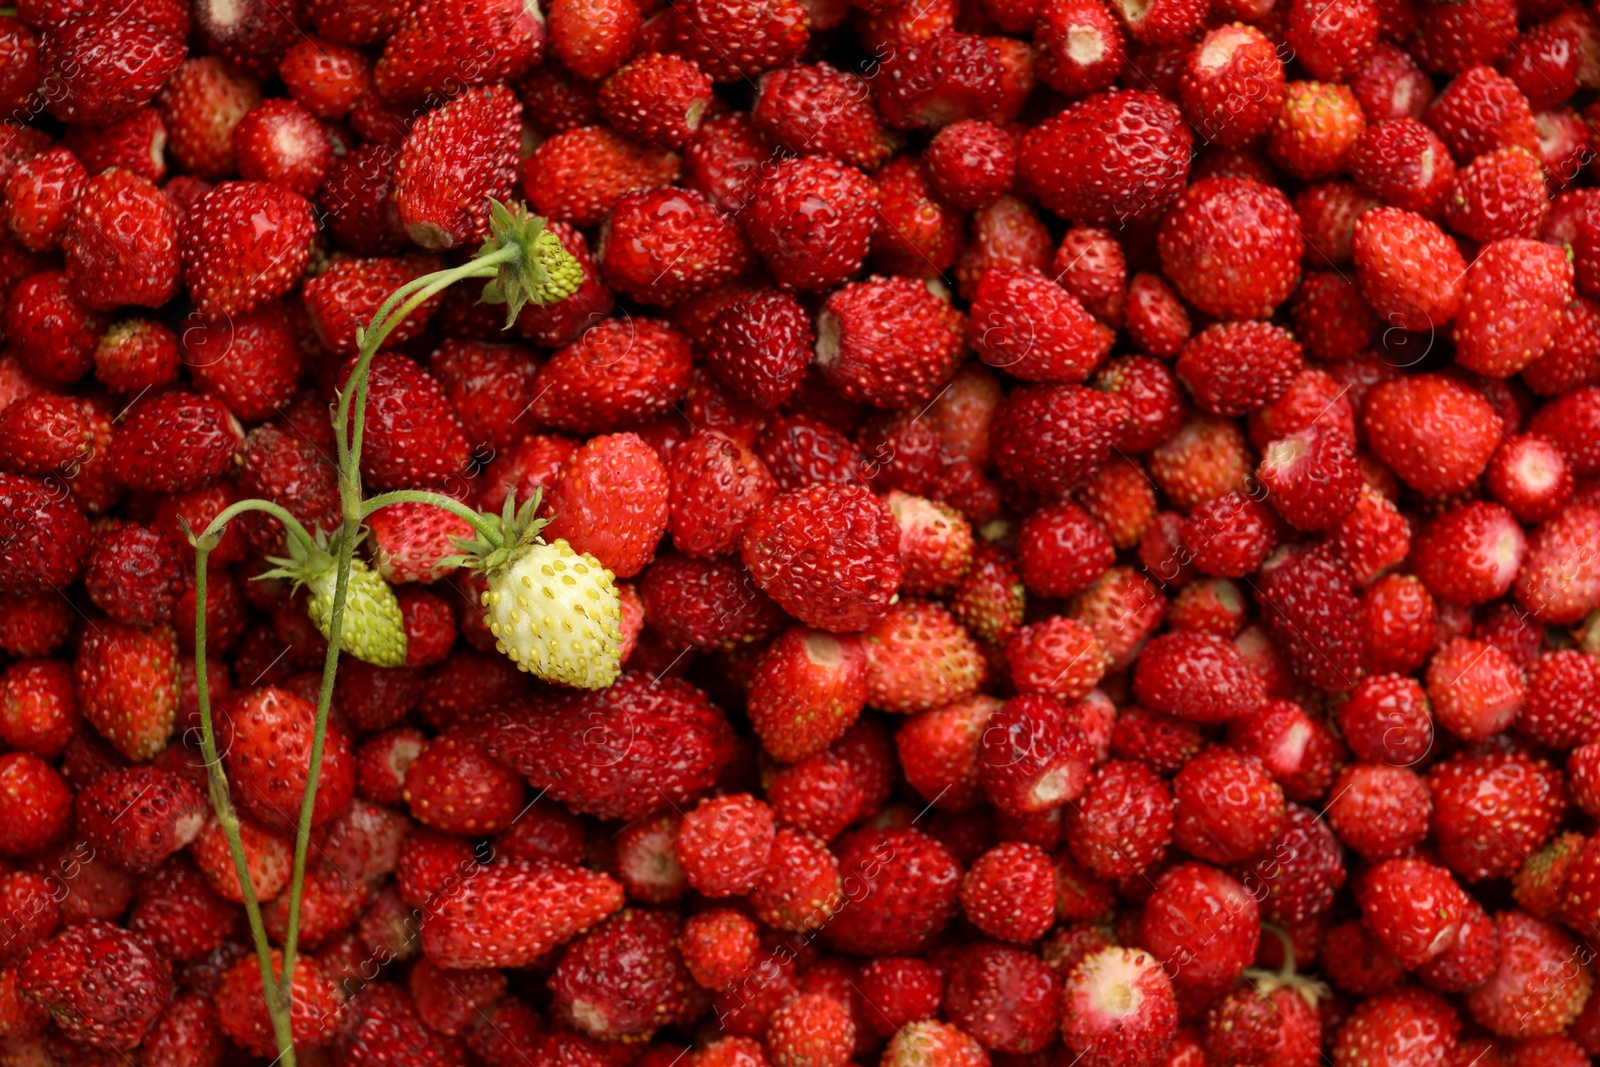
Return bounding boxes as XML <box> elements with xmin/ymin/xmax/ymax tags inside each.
<box><xmin>190</xmin><ymin>512</ymin><xmax>307</xmax><ymax>1067</ymax></box>
<box><xmin>191</xmin><ymin>240</ymin><xmax>526</xmax><ymax>1064</ymax></box>
<box><xmin>360</xmin><ymin>490</ymin><xmax>506</xmax><ymax>548</ymax></box>
<box><xmin>275</xmin><ymin>247</ymin><xmax>512</xmax><ymax>1015</ymax></box>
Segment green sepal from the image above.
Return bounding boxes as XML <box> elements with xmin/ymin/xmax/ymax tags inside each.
<box><xmin>259</xmin><ymin>528</ymin><xmax>407</xmax><ymax>668</ymax></box>
<box><xmin>442</xmin><ymin>490</ymin><xmax>550</xmax><ymax>577</ymax></box>
<box><xmin>475</xmin><ymin>199</ymin><xmax>584</xmax><ymax>327</ymax></box>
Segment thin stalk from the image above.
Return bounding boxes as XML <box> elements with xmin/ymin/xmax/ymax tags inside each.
<box><xmin>190</xmin><ymin>501</ymin><xmax>318</xmax><ymax>1067</ymax></box>
<box><xmin>275</xmin><ymin>248</ymin><xmax>512</xmax><ymax>1013</ymax></box>
<box><xmin>360</xmin><ymin>489</ymin><xmax>506</xmax><ymax>548</ymax></box>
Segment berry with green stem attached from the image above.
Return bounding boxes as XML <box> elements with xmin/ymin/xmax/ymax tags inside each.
<box><xmin>259</xmin><ymin>529</ymin><xmax>407</xmax><ymax>668</ymax></box>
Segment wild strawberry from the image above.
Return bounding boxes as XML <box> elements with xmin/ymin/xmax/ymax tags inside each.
<box><xmin>765</xmin><ymin>749</ymin><xmax>865</xmax><ymax>839</ymax></box>
<box><xmin>179</xmin><ymin>180</ymin><xmax>314</xmax><ymax>319</ymax></box>
<box><xmin>993</xmin><ymin>383</ymin><xmax>1126</xmax><ymax>498</ymax></box>
<box><xmin>399</xmin><ymin>733</ymin><xmax>522</xmax><ymax>836</ymax></box>
<box><xmin>1528</xmin><ymin>385</ymin><xmax>1600</xmax><ymax>477</ymax></box>
<box><xmin>74</xmin><ymin>764</ymin><xmax>205</xmax><ymax>876</ymax></box>
<box><xmin>1487</xmin><ymin>434</ymin><xmax>1574</xmax><ymax>522</ymax></box>
<box><xmin>1178</xmin><ymin>491</ymin><xmax>1278</xmax><ymax>578</ymax></box>
<box><xmin>1160</xmin><ymin>177</ymin><xmax>1306</xmax><ymax>322</ymax></box>
<box><xmin>1326</xmin><ymin>761</ymin><xmax>1432</xmax><ymax>860</ymax></box>
<box><xmin>862</xmin><ymin>599</ymin><xmax>984</xmax><ymax>713</ymax></box>
<box><xmin>1424</xmin><ymin>636</ymin><xmax>1525</xmax><ymax>741</ymax></box>
<box><xmin>417</xmin><ymin>857</ymin><xmax>623</xmax><ymax>971</ymax></box>
<box><xmin>1065</xmin><ymin>758</ymin><xmax>1174</xmax><ymax>880</ymax></box>
<box><xmin>0</xmin><ymin>658</ymin><xmax>78</xmax><ymax>758</ymax></box>
<box><xmin>19</xmin><ymin>920</ymin><xmax>171</xmax><ymax>1050</ymax></box>
<box><xmin>1362</xmin><ymin>374</ymin><xmax>1500</xmax><ymax>495</ymax></box>
<box><xmin>1352</xmin><ymin>207</ymin><xmax>1466</xmax><ymax>332</ymax></box>
<box><xmin>336</xmin><ymin>351</ymin><xmax>471</xmax><ymax>492</ymax></box>
<box><xmin>1290</xmin><ymin>274</ymin><xmax>1379</xmax><ymax>364</ymax></box>
<box><xmin>871</xmin><ymin>156</ymin><xmax>963</xmax><ymax>279</ymax></box>
<box><xmin>1140</xmin><ymin>862</ymin><xmax>1260</xmax><ymax>1001</ymax></box>
<box><xmin>5</xmin><ymin>269</ymin><xmax>102</xmax><ymax>383</ymax></box>
<box><xmin>1015</xmin><ymin>500</ymin><xmax>1114</xmax><ymax>598</ymax></box>
<box><xmin>548</xmin><ymin>908</ymin><xmax>696</xmax><ymax>1041</ymax></box>
<box><xmin>1171</xmin><ymin>745</ymin><xmax>1286</xmax><ymax>865</ymax></box>
<box><xmin>854</xmin><ymin>957</ymin><xmax>943</xmax><ymax>1038</ymax></box>
<box><xmin>925</xmin><ymin>119</ymin><xmax>1015</xmax><ymax>209</ymax></box>
<box><xmin>91</xmin><ymin>317</ymin><xmax>178</xmax><ymax>394</ymax></box>
<box><xmin>190</xmin><ymin>812</ymin><xmax>291</xmax><ymax>903</ymax></box>
<box><xmin>598</xmin><ymin>186</ymin><xmax>749</xmax><ymax>308</ymax></box>
<box><xmin>1123</xmin><ymin>271</ymin><xmax>1191</xmax><ymax>358</ymax></box>
<box><xmin>546</xmin><ymin>0</ymin><xmax>637</xmax><ymax>80</ymax></box>
<box><xmin>530</xmin><ymin>317</ymin><xmax>693</xmax><ymax>437</ymax></box>
<box><xmin>1268</xmin><ymin>80</ymin><xmax>1366</xmax><ymax>180</ymax></box>
<box><xmin>524</xmin><ymin>124</ymin><xmax>681</xmax><ymax>229</ymax></box>
<box><xmin>372</xmin><ymin>0</ymin><xmax>544</xmax><ymax>105</ymax></box>
<box><xmin>679</xmin><ymin>909</ymin><xmax>759</xmax><ymax>990</ymax></box>
<box><xmin>746</xmin><ymin>155</ymin><xmax>879</xmax><ymax>292</ymax></box>
<box><xmin>1444</xmin><ymin>149</ymin><xmax>1549</xmax><ymax>243</ymax></box>
<box><xmin>1332</xmin><ymin>988</ymin><xmax>1461</xmax><ymax>1067</ymax></box>
<box><xmin>978</xmin><ymin>694</ymin><xmax>1093</xmax><ymax>815</ymax></box>
<box><xmin>1427</xmin><ymin>65</ymin><xmax>1540</xmax><ymax>161</ymax></box>
<box><xmin>1452</xmin><ymin>238</ymin><xmax>1573</xmax><ymax>379</ymax></box>
<box><xmin>1134</xmin><ymin>630</ymin><xmax>1266</xmax><ymax>723</ymax></box>
<box><xmin>536</xmin><ymin>431</ymin><xmax>666</xmax><ymax>579</ymax></box>
<box><xmin>3</xmin><ymin>146</ymin><xmax>82</xmax><ymax>254</ymax></box>
<box><xmin>941</xmin><ymin>941</ymin><xmax>1061</xmax><ymax>1054</ymax></box>
<box><xmin>74</xmin><ymin>618</ymin><xmax>177</xmax><ymax>762</ymax></box>
<box><xmin>1288</xmin><ymin>0</ymin><xmax>1378</xmax><ymax>82</ymax></box>
<box><xmin>1180</xmin><ymin>25</ymin><xmax>1285</xmax><ymax>148</ymax></box>
<box><xmin>488</xmin><ymin>672</ymin><xmax>732</xmax><ymax>818</ymax></box>
<box><xmin>749</xmin><ymin>826</ymin><xmax>843</xmax><ymax>933</ymax></box>
<box><xmin>232</xmin><ymin>98</ymin><xmax>331</xmax><ymax>197</ymax></box>
<box><xmin>968</xmin><ymin>268</ymin><xmax>1112</xmax><ymax>384</ymax></box>
<box><xmin>155</xmin><ymin>56</ymin><xmax>260</xmax><ymax>180</ymax></box>
<box><xmin>1430</xmin><ymin>747</ymin><xmax>1565</xmax><ymax>883</ymax></box>
<box><xmin>598</xmin><ymin>52</ymin><xmax>712</xmax><ymax>150</ymax></box>
<box><xmin>1520</xmin><ymin>649</ymin><xmax>1600</xmax><ymax>750</ymax></box>
<box><xmin>680</xmin><ymin>110</ymin><xmax>770</xmax><ymax>214</ymax></box>
<box><xmin>318</xmin><ymin>143</ymin><xmax>408</xmax><ymax>256</ymax></box>
<box><xmin>639</xmin><ymin>554</ymin><xmax>784</xmax><ymax>649</ymax></box>
<box><xmin>1467</xmin><ymin>910</ymin><xmax>1593</xmax><ymax>1037</ymax></box>
<box><xmin>894</xmin><ymin>696</ymin><xmax>996</xmax><ymax>814</ymax></box>
<box><xmin>1255</xmin><ymin>545</ymin><xmax>1365</xmax><ymax>693</ymax></box>
<box><xmin>37</xmin><ymin>18</ymin><xmax>184</xmax><ymax>127</ymax></box>
<box><xmin>1356</xmin><ymin>43</ymin><xmax>1433</xmax><ymax>125</ymax></box>
<box><xmin>673</xmin><ymin>0</ymin><xmax>810</xmax><ymax>83</ymax></box>
<box><xmin>1020</xmin><ymin>88</ymin><xmax>1192</xmax><ymax>225</ymax></box>
<box><xmin>1360</xmin><ymin>857</ymin><xmax>1472</xmax><ymax>968</ymax></box>
<box><xmin>0</xmin><ymin>753</ymin><xmax>70</xmax><ymax>856</ymax></box>
<box><xmin>277</xmin><ymin>36</ymin><xmax>371</xmax><ymax>120</ymax></box>
<box><xmin>1409</xmin><ymin>501</ymin><xmax>1525</xmax><ymax>605</ymax></box>
<box><xmin>881</xmin><ymin>1020</ymin><xmax>988</xmax><ymax>1067</ymax></box>
<box><xmin>394</xmin><ymin>86</ymin><xmax>521</xmax><ymax>251</ymax></box>
<box><xmin>213</xmin><ymin>948</ymin><xmax>342</xmax><ymax>1057</ymax></box>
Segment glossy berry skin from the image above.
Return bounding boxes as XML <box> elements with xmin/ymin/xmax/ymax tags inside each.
<box><xmin>179</xmin><ymin>180</ymin><xmax>315</xmax><ymax>319</ymax></box>
<box><xmin>1159</xmin><ymin>177</ymin><xmax>1305</xmax><ymax>320</ymax></box>
<box><xmin>746</xmin><ymin>155</ymin><xmax>878</xmax><ymax>292</ymax></box>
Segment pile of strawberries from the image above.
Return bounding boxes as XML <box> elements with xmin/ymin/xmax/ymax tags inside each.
<box><xmin>4</xmin><ymin>0</ymin><xmax>1600</xmax><ymax>1062</ymax></box>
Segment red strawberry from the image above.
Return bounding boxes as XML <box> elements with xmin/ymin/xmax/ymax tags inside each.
<box><xmin>403</xmin><ymin>733</ymin><xmax>524</xmax><ymax>835</ymax></box>
<box><xmin>881</xmin><ymin>1021</ymin><xmax>989</xmax><ymax>1067</ymax></box>
<box><xmin>1426</xmin><ymin>65</ymin><xmax>1539</xmax><ymax>161</ymax></box>
<box><xmin>765</xmin><ymin>993</ymin><xmax>855</xmax><ymax>1067</ymax></box>
<box><xmin>179</xmin><ymin>180</ymin><xmax>315</xmax><ymax>318</ymax></box>
<box><xmin>598</xmin><ymin>186</ymin><xmax>749</xmax><ymax>306</ymax></box>
<box><xmin>92</xmin><ymin>317</ymin><xmax>179</xmax><ymax>395</ymax></box>
<box><xmin>746</xmin><ymin>155</ymin><xmax>878</xmax><ymax>293</ymax></box>
<box><xmin>925</xmin><ymin>119</ymin><xmax>1015</xmax><ymax>208</ymax></box>
<box><xmin>277</xmin><ymin>36</ymin><xmax>371</xmax><ymax>120</ymax></box>
<box><xmin>0</xmin><ymin>752</ymin><xmax>71</xmax><ymax>856</ymax></box>
<box><xmin>598</xmin><ymin>52</ymin><xmax>712</xmax><ymax>150</ymax></box>
<box><xmin>542</xmin><ymin>431</ymin><xmax>668</xmax><ymax>579</ymax></box>
<box><xmin>232</xmin><ymin>98</ymin><xmax>332</xmax><ymax>196</ymax></box>
<box><xmin>155</xmin><ymin>56</ymin><xmax>260</xmax><ymax>180</ymax></box>
<box><xmin>864</xmin><ymin>599</ymin><xmax>985</xmax><ymax>713</ymax></box>
<box><xmin>1178</xmin><ymin>321</ymin><xmax>1304</xmax><ymax>418</ymax></box>
<box><xmin>639</xmin><ymin>554</ymin><xmax>785</xmax><ymax>649</ymax></box>
<box><xmin>0</xmin><ymin>658</ymin><xmax>79</xmax><ymax>758</ymax></box>
<box><xmin>524</xmin><ymin>124</ymin><xmax>680</xmax><ymax>229</ymax></box>
<box><xmin>1274</xmin><ymin>82</ymin><xmax>1365</xmax><ymax>181</ymax></box>
<box><xmin>978</xmin><ymin>694</ymin><xmax>1093</xmax><ymax>815</ymax></box>
<box><xmin>393</xmin><ymin>85</ymin><xmax>520</xmax><ymax>250</ymax></box>
<box><xmin>1361</xmin><ymin>857</ymin><xmax>1472</xmax><ymax>968</ymax></box>
<box><xmin>665</xmin><ymin>429</ymin><xmax>777</xmax><ymax>558</ymax></box>
<box><xmin>1020</xmin><ymin>89</ymin><xmax>1192</xmax><ymax>225</ymax></box>
<box><xmin>338</xmin><ymin>351</ymin><xmax>471</xmax><ymax>491</ymax></box>
<box><xmin>941</xmin><ymin>941</ymin><xmax>1061</xmax><ymax>1054</ymax></box>
<box><xmin>679</xmin><ymin>908</ymin><xmax>759</xmax><ymax>990</ymax></box>
<box><xmin>672</xmin><ymin>0</ymin><xmax>809</xmax><ymax>83</ymax></box>
<box><xmin>551</xmin><ymin>909</ymin><xmax>696</xmax><ymax>1041</ymax></box>
<box><xmin>1255</xmin><ymin>545</ymin><xmax>1365</xmax><ymax>693</ymax></box>
<box><xmin>1331</xmin><ymin>989</ymin><xmax>1461</xmax><ymax>1067</ymax></box>
<box><xmin>1466</xmin><ymin>910</ymin><xmax>1593</xmax><ymax>1037</ymax></box>
<box><xmin>487</xmin><ymin>672</ymin><xmax>733</xmax><ymax>820</ymax></box>
<box><xmin>223</xmin><ymin>685</ymin><xmax>355</xmax><ymax>831</ymax></box>
<box><xmin>1352</xmin><ymin>206</ymin><xmax>1466</xmax><ymax>332</ymax></box>
<box><xmin>4</xmin><ymin>146</ymin><xmax>83</xmax><ymax>254</ymax></box>
<box><xmin>372</xmin><ymin>0</ymin><xmax>544</xmax><ymax>105</ymax></box>
<box><xmin>1444</xmin><ymin>148</ymin><xmax>1549</xmax><ymax>242</ymax></box>
<box><xmin>5</xmin><ymin>269</ymin><xmax>102</xmax><ymax>383</ymax></box>
<box><xmin>1487</xmin><ymin>434</ymin><xmax>1574</xmax><ymax>522</ymax></box>
<box><xmin>37</xmin><ymin>18</ymin><xmax>184</xmax><ymax>126</ymax></box>
<box><xmin>546</xmin><ymin>0</ymin><xmax>638</xmax><ymax>80</ymax></box>
<box><xmin>1453</xmin><ymin>238</ymin><xmax>1572</xmax><ymax>377</ymax></box>
<box><xmin>1160</xmin><ymin>176</ymin><xmax>1304</xmax><ymax>321</ymax></box>
<box><xmin>1140</xmin><ymin>862</ymin><xmax>1259</xmax><ymax>1001</ymax></box>
<box><xmin>822</xmin><ymin>827</ymin><xmax>960</xmax><ymax>955</ymax></box>
<box><xmin>816</xmin><ymin>276</ymin><xmax>965</xmax><ymax>410</ymax></box>
<box><xmin>1426</xmin><ymin>636</ymin><xmax>1525</xmax><ymax>741</ymax></box>
<box><xmin>681</xmin><ymin>110</ymin><xmax>770</xmax><ymax>213</ymax></box>
<box><xmin>528</xmin><ymin>318</ymin><xmax>693</xmax><ymax>436</ymax></box>
<box><xmin>969</xmin><ymin>268</ymin><xmax>1113</xmax><ymax>384</ymax></box>
<box><xmin>1133</xmin><ymin>630</ymin><xmax>1266</xmax><ymax>723</ymax></box>
<box><xmin>1430</xmin><ymin>747</ymin><xmax>1566</xmax><ymax>883</ymax></box>
<box><xmin>420</xmin><ymin>858</ymin><xmax>623</xmax><ymax>970</ymax></box>
<box><xmin>74</xmin><ymin>619</ymin><xmax>176</xmax><ymax>761</ymax></box>
<box><xmin>876</xmin><ymin>31</ymin><xmax>1003</xmax><ymax>130</ymax></box>
<box><xmin>1362</xmin><ymin>374</ymin><xmax>1500</xmax><ymax>495</ymax></box>
<box><xmin>213</xmin><ymin>949</ymin><xmax>343</xmax><ymax>1056</ymax></box>
<box><xmin>740</xmin><ymin>484</ymin><xmax>902</xmax><ymax>633</ymax></box>
<box><xmin>1326</xmin><ymin>761</ymin><xmax>1431</xmax><ymax>860</ymax></box>
<box><xmin>1411</xmin><ymin>501</ymin><xmax>1526</xmax><ymax>605</ymax></box>
<box><xmin>1171</xmin><ymin>745</ymin><xmax>1285</xmax><ymax>864</ymax></box>
<box><xmin>18</xmin><ymin>920</ymin><xmax>171</xmax><ymax>1050</ymax></box>
<box><xmin>1065</xmin><ymin>758</ymin><xmax>1174</xmax><ymax>880</ymax></box>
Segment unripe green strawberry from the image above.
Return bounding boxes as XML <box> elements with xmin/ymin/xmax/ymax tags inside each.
<box><xmin>262</xmin><ymin>531</ymin><xmax>407</xmax><ymax>667</ymax></box>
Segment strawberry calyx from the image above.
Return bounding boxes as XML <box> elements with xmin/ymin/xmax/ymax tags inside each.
<box><xmin>1243</xmin><ymin>923</ymin><xmax>1330</xmax><ymax>1010</ymax></box>
<box><xmin>475</xmin><ymin>199</ymin><xmax>585</xmax><ymax>326</ymax></box>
